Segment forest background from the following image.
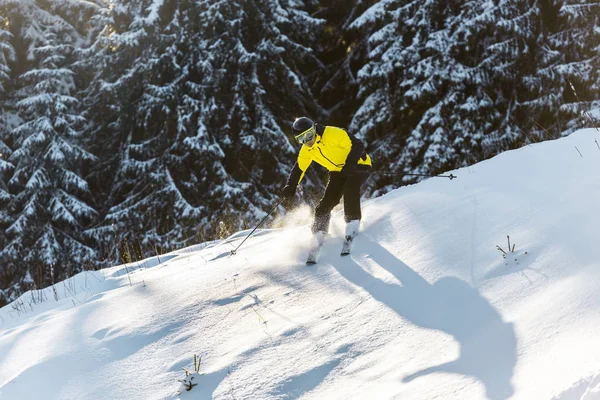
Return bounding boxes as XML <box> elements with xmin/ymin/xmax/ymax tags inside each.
<box><xmin>0</xmin><ymin>0</ymin><xmax>598</xmax><ymax>306</ymax></box>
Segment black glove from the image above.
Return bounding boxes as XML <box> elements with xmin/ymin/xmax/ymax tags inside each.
<box><xmin>339</xmin><ymin>164</ymin><xmax>357</xmax><ymax>177</ymax></box>
<box><xmin>281</xmin><ymin>185</ymin><xmax>296</xmax><ymax>199</ymax></box>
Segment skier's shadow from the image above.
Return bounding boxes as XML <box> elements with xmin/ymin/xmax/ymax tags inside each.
<box><xmin>333</xmin><ymin>237</ymin><xmax>517</xmax><ymax>400</ymax></box>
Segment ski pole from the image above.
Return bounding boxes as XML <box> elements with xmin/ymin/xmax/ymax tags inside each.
<box><xmin>230</xmin><ymin>197</ymin><xmax>285</xmax><ymax>256</ymax></box>
<box><xmin>379</xmin><ymin>172</ymin><xmax>457</xmax><ymax>180</ymax></box>
<box><xmin>406</xmin><ymin>173</ymin><xmax>457</xmax><ymax>180</ymax></box>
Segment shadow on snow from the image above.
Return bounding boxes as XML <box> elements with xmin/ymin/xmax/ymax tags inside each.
<box><xmin>332</xmin><ymin>236</ymin><xmax>517</xmax><ymax>400</ymax></box>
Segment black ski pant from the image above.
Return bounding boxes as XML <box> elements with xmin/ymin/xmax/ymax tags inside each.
<box><xmin>311</xmin><ymin>169</ymin><xmax>370</xmax><ymax>234</ymax></box>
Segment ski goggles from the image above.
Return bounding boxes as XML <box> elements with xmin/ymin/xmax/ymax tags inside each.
<box><xmin>294</xmin><ymin>126</ymin><xmax>316</xmax><ymax>144</ymax></box>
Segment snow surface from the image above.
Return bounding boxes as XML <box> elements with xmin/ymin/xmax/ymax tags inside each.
<box><xmin>2</xmin><ymin>128</ymin><xmax>600</xmax><ymax>399</ymax></box>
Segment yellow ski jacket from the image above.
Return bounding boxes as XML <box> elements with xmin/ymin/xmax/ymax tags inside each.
<box><xmin>287</xmin><ymin>125</ymin><xmax>372</xmax><ymax>186</ymax></box>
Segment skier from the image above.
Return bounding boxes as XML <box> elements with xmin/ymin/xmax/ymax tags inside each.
<box><xmin>281</xmin><ymin>117</ymin><xmax>372</xmax><ymax>256</ymax></box>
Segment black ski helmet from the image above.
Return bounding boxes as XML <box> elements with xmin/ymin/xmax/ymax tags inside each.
<box><xmin>292</xmin><ymin>117</ymin><xmax>314</xmax><ymax>135</ymax></box>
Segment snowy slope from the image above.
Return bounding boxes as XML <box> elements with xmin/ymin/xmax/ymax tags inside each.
<box><xmin>1</xmin><ymin>128</ymin><xmax>600</xmax><ymax>400</ymax></box>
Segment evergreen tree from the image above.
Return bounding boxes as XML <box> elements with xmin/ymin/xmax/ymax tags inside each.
<box><xmin>182</xmin><ymin>0</ymin><xmax>325</xmax><ymax>236</ymax></box>
<box><xmin>0</xmin><ymin>7</ymin><xmax>16</xmax><ymax>304</ymax></box>
<box><xmin>0</xmin><ymin>0</ymin><xmax>98</xmax><ymax>298</ymax></box>
<box><xmin>81</xmin><ymin>0</ymin><xmax>189</xmax><ymax>262</ymax></box>
<box><xmin>349</xmin><ymin>0</ymin><xmax>598</xmax><ymax>194</ymax></box>
<box><xmin>83</xmin><ymin>0</ymin><xmax>325</xmax><ymax>263</ymax></box>
<box><xmin>0</xmin><ymin>9</ymin><xmax>12</xmax><ymax>93</ymax></box>
<box><xmin>535</xmin><ymin>0</ymin><xmax>600</xmax><ymax>133</ymax></box>
<box><xmin>311</xmin><ymin>0</ymin><xmax>376</xmax><ymax>127</ymax></box>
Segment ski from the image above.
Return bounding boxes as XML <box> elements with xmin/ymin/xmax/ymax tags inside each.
<box><xmin>340</xmin><ymin>235</ymin><xmax>353</xmax><ymax>256</ymax></box>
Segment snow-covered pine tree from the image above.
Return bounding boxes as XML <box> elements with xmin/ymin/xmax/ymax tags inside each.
<box><xmin>0</xmin><ymin>7</ymin><xmax>16</xmax><ymax>305</ymax></box>
<box><xmin>536</xmin><ymin>0</ymin><xmax>600</xmax><ymax>133</ymax></box>
<box><xmin>83</xmin><ymin>0</ymin><xmax>325</xmax><ymax>262</ymax></box>
<box><xmin>179</xmin><ymin>0</ymin><xmax>326</xmax><ymax>238</ymax></box>
<box><xmin>349</xmin><ymin>0</ymin><xmax>486</xmax><ymax>191</ymax></box>
<box><xmin>311</xmin><ymin>0</ymin><xmax>377</xmax><ymax>127</ymax></box>
<box><xmin>1</xmin><ymin>0</ymin><xmax>98</xmax><ymax>297</ymax></box>
<box><xmin>80</xmin><ymin>0</ymin><xmax>191</xmax><ymax>262</ymax></box>
<box><xmin>349</xmin><ymin>0</ymin><xmax>598</xmax><ymax>195</ymax></box>
<box><xmin>417</xmin><ymin>0</ymin><xmax>541</xmax><ymax>163</ymax></box>
<box><xmin>0</xmin><ymin>8</ymin><xmax>13</xmax><ymax>93</ymax></box>
<box><xmin>445</xmin><ymin>0</ymin><xmax>600</xmax><ymax>157</ymax></box>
